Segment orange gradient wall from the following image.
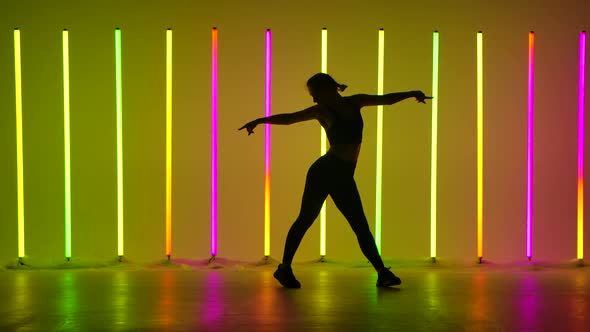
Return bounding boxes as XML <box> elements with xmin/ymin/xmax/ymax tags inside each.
<box><xmin>0</xmin><ymin>0</ymin><xmax>588</xmax><ymax>264</ymax></box>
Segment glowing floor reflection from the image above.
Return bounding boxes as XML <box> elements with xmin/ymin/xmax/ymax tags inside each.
<box><xmin>0</xmin><ymin>264</ymin><xmax>588</xmax><ymax>331</ymax></box>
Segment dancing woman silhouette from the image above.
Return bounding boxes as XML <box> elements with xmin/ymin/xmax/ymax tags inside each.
<box><xmin>239</xmin><ymin>73</ymin><xmax>432</xmax><ymax>288</ymax></box>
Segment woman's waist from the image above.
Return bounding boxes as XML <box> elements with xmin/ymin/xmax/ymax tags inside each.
<box><xmin>327</xmin><ymin>144</ymin><xmax>361</xmax><ymax>162</ymax></box>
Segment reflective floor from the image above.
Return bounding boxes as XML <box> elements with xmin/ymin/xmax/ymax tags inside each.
<box><xmin>1</xmin><ymin>261</ymin><xmax>589</xmax><ymax>331</ymax></box>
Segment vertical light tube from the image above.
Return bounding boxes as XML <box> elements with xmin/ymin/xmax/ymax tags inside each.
<box><xmin>430</xmin><ymin>31</ymin><xmax>440</xmax><ymax>260</ymax></box>
<box><xmin>320</xmin><ymin>28</ymin><xmax>328</xmax><ymax>257</ymax></box>
<box><xmin>115</xmin><ymin>28</ymin><xmax>124</xmax><ymax>258</ymax></box>
<box><xmin>526</xmin><ymin>31</ymin><xmax>535</xmax><ymax>261</ymax></box>
<box><xmin>375</xmin><ymin>28</ymin><xmax>384</xmax><ymax>253</ymax></box>
<box><xmin>578</xmin><ymin>31</ymin><xmax>586</xmax><ymax>261</ymax></box>
<box><xmin>14</xmin><ymin>28</ymin><xmax>25</xmax><ymax>259</ymax></box>
<box><xmin>166</xmin><ymin>28</ymin><xmax>173</xmax><ymax>258</ymax></box>
<box><xmin>264</xmin><ymin>29</ymin><xmax>272</xmax><ymax>257</ymax></box>
<box><xmin>211</xmin><ymin>27</ymin><xmax>218</xmax><ymax>257</ymax></box>
<box><xmin>63</xmin><ymin>29</ymin><xmax>72</xmax><ymax>260</ymax></box>
<box><xmin>476</xmin><ymin>31</ymin><xmax>484</xmax><ymax>261</ymax></box>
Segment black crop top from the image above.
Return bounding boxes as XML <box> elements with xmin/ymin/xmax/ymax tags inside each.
<box><xmin>324</xmin><ymin>99</ymin><xmax>364</xmax><ymax>145</ymax></box>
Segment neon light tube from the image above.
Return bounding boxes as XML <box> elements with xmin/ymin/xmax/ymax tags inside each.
<box><xmin>166</xmin><ymin>28</ymin><xmax>173</xmax><ymax>258</ymax></box>
<box><xmin>578</xmin><ymin>31</ymin><xmax>586</xmax><ymax>261</ymax></box>
<box><xmin>115</xmin><ymin>28</ymin><xmax>124</xmax><ymax>258</ymax></box>
<box><xmin>320</xmin><ymin>28</ymin><xmax>327</xmax><ymax>257</ymax></box>
<box><xmin>375</xmin><ymin>28</ymin><xmax>384</xmax><ymax>253</ymax></box>
<box><xmin>430</xmin><ymin>31</ymin><xmax>439</xmax><ymax>260</ymax></box>
<box><xmin>527</xmin><ymin>31</ymin><xmax>535</xmax><ymax>260</ymax></box>
<box><xmin>14</xmin><ymin>28</ymin><xmax>25</xmax><ymax>259</ymax></box>
<box><xmin>63</xmin><ymin>29</ymin><xmax>72</xmax><ymax>259</ymax></box>
<box><xmin>477</xmin><ymin>31</ymin><xmax>483</xmax><ymax>261</ymax></box>
<box><xmin>264</xmin><ymin>29</ymin><xmax>272</xmax><ymax>257</ymax></box>
<box><xmin>211</xmin><ymin>27</ymin><xmax>218</xmax><ymax>257</ymax></box>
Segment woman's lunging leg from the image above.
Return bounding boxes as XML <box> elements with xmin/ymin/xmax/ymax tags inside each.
<box><xmin>330</xmin><ymin>179</ymin><xmax>385</xmax><ymax>271</ymax></box>
<box><xmin>281</xmin><ymin>164</ymin><xmax>329</xmax><ymax>265</ymax></box>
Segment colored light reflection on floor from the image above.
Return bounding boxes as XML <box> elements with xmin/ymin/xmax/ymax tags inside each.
<box><xmin>424</xmin><ymin>272</ymin><xmax>441</xmax><ymax>322</ymax></box>
<box><xmin>113</xmin><ymin>272</ymin><xmax>129</xmax><ymax>328</ymax></box>
<box><xmin>13</xmin><ymin>273</ymin><xmax>30</xmax><ymax>323</ymax></box>
<box><xmin>159</xmin><ymin>272</ymin><xmax>176</xmax><ymax>328</ymax></box>
<box><xmin>3</xmin><ymin>266</ymin><xmax>590</xmax><ymax>331</ymax></box>
<box><xmin>58</xmin><ymin>272</ymin><xmax>77</xmax><ymax>326</ymax></box>
<box><xmin>517</xmin><ymin>274</ymin><xmax>539</xmax><ymax>330</ymax></box>
<box><xmin>572</xmin><ymin>273</ymin><xmax>588</xmax><ymax>331</ymax></box>
<box><xmin>470</xmin><ymin>272</ymin><xmax>487</xmax><ymax>322</ymax></box>
<box><xmin>203</xmin><ymin>272</ymin><xmax>224</xmax><ymax>327</ymax></box>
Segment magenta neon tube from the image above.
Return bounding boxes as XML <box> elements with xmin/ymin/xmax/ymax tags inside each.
<box><xmin>526</xmin><ymin>31</ymin><xmax>535</xmax><ymax>260</ymax></box>
<box><xmin>211</xmin><ymin>27</ymin><xmax>218</xmax><ymax>257</ymax></box>
<box><xmin>577</xmin><ymin>31</ymin><xmax>586</xmax><ymax>260</ymax></box>
<box><xmin>264</xmin><ymin>29</ymin><xmax>272</xmax><ymax>256</ymax></box>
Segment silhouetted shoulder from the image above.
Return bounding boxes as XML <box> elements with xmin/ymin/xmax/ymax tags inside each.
<box><xmin>347</xmin><ymin>94</ymin><xmax>382</xmax><ymax>107</ymax></box>
<box><xmin>290</xmin><ymin>104</ymin><xmax>322</xmax><ymax>122</ymax></box>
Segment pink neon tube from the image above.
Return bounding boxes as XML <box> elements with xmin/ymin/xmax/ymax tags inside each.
<box><xmin>211</xmin><ymin>27</ymin><xmax>218</xmax><ymax>257</ymax></box>
<box><xmin>578</xmin><ymin>31</ymin><xmax>586</xmax><ymax>260</ymax></box>
<box><xmin>526</xmin><ymin>31</ymin><xmax>535</xmax><ymax>260</ymax></box>
<box><xmin>264</xmin><ymin>29</ymin><xmax>272</xmax><ymax>256</ymax></box>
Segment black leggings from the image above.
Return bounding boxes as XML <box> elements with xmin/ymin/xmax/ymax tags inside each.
<box><xmin>282</xmin><ymin>153</ymin><xmax>385</xmax><ymax>271</ymax></box>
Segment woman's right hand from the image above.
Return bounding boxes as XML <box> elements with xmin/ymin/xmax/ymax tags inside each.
<box><xmin>238</xmin><ymin>120</ymin><xmax>258</xmax><ymax>135</ymax></box>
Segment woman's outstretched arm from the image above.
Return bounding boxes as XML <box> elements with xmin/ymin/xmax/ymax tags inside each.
<box><xmin>239</xmin><ymin>105</ymin><xmax>318</xmax><ymax>135</ymax></box>
<box><xmin>350</xmin><ymin>91</ymin><xmax>432</xmax><ymax>107</ymax></box>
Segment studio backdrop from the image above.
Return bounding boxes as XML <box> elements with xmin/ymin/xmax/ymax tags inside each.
<box><xmin>0</xmin><ymin>0</ymin><xmax>588</xmax><ymax>265</ymax></box>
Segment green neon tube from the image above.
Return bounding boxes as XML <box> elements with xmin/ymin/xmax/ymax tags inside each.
<box><xmin>375</xmin><ymin>28</ymin><xmax>384</xmax><ymax>254</ymax></box>
<box><xmin>320</xmin><ymin>28</ymin><xmax>327</xmax><ymax>257</ymax></box>
<box><xmin>14</xmin><ymin>28</ymin><xmax>25</xmax><ymax>259</ymax></box>
<box><xmin>115</xmin><ymin>28</ymin><xmax>124</xmax><ymax>258</ymax></box>
<box><xmin>430</xmin><ymin>31</ymin><xmax>439</xmax><ymax>260</ymax></box>
<box><xmin>63</xmin><ymin>29</ymin><xmax>72</xmax><ymax>259</ymax></box>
